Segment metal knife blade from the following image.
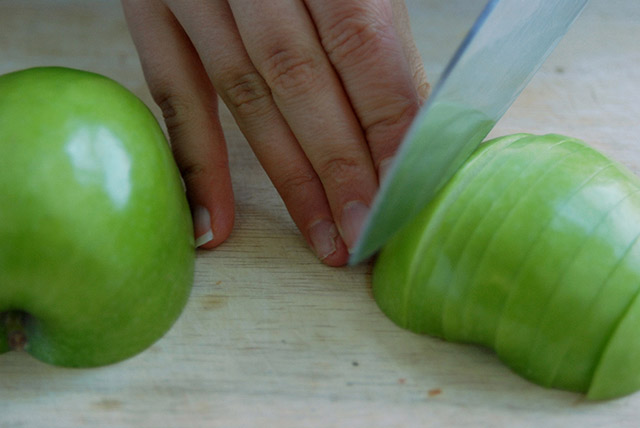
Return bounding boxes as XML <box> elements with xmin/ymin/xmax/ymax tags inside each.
<box><xmin>349</xmin><ymin>0</ymin><xmax>589</xmax><ymax>264</ymax></box>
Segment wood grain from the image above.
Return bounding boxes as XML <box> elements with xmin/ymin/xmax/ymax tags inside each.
<box><xmin>1</xmin><ymin>1</ymin><xmax>639</xmax><ymax>426</ymax></box>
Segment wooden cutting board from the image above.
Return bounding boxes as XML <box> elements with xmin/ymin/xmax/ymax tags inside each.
<box><xmin>2</xmin><ymin>1</ymin><xmax>639</xmax><ymax>426</ymax></box>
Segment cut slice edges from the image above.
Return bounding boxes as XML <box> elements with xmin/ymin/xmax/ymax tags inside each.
<box><xmin>526</xmin><ymin>187</ymin><xmax>640</xmax><ymax>392</ymax></box>
<box><xmin>372</xmin><ymin>133</ymin><xmax>640</xmax><ymax>399</ymax></box>
<box><xmin>590</xmin><ymin>275</ymin><xmax>640</xmax><ymax>399</ymax></box>
<box><xmin>493</xmin><ymin>147</ymin><xmax>626</xmax><ymax>385</ymax></box>
<box><xmin>442</xmin><ymin>135</ymin><xmax>581</xmax><ymax>347</ymax></box>
<box><xmin>373</xmin><ymin>133</ymin><xmax>527</xmax><ymax>336</ymax></box>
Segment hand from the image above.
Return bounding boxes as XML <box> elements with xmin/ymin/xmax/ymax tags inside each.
<box><xmin>121</xmin><ymin>0</ymin><xmax>429</xmax><ymax>266</ymax></box>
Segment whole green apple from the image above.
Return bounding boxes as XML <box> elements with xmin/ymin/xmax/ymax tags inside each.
<box><xmin>373</xmin><ymin>133</ymin><xmax>640</xmax><ymax>400</ymax></box>
<box><xmin>0</xmin><ymin>67</ymin><xmax>195</xmax><ymax>367</ymax></box>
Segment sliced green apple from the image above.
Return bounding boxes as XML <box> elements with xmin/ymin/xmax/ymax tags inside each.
<box><xmin>373</xmin><ymin>133</ymin><xmax>519</xmax><ymax>337</ymax></box>
<box><xmin>373</xmin><ymin>133</ymin><xmax>640</xmax><ymax>399</ymax></box>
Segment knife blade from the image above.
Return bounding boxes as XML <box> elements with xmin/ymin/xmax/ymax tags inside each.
<box><xmin>349</xmin><ymin>0</ymin><xmax>589</xmax><ymax>265</ymax></box>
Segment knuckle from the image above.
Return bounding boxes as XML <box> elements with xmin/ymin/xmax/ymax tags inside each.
<box><xmin>322</xmin><ymin>6</ymin><xmax>392</xmax><ymax>65</ymax></box>
<box><xmin>151</xmin><ymin>82</ymin><xmax>198</xmax><ymax>137</ymax></box>
<box><xmin>158</xmin><ymin>93</ymin><xmax>189</xmax><ymax>126</ymax></box>
<box><xmin>174</xmin><ymin>156</ymin><xmax>207</xmax><ymax>187</ymax></box>
<box><xmin>316</xmin><ymin>155</ymin><xmax>362</xmax><ymax>186</ymax></box>
<box><xmin>261</xmin><ymin>46</ymin><xmax>319</xmax><ymax>94</ymax></box>
<box><xmin>364</xmin><ymin>98</ymin><xmax>419</xmax><ymax>145</ymax></box>
<box><xmin>276</xmin><ymin>168</ymin><xmax>319</xmax><ymax>201</ymax></box>
<box><xmin>218</xmin><ymin>69</ymin><xmax>272</xmax><ymax>117</ymax></box>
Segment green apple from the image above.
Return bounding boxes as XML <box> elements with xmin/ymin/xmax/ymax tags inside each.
<box><xmin>0</xmin><ymin>67</ymin><xmax>195</xmax><ymax>367</ymax></box>
<box><xmin>373</xmin><ymin>133</ymin><xmax>640</xmax><ymax>400</ymax></box>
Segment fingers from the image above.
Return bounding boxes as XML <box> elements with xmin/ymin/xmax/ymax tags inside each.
<box><xmin>226</xmin><ymin>0</ymin><xmax>379</xmax><ymax>251</ymax></box>
<box><xmin>164</xmin><ymin>0</ymin><xmax>353</xmax><ymax>264</ymax></box>
<box><xmin>122</xmin><ymin>0</ymin><xmax>429</xmax><ymax>266</ymax></box>
<box><xmin>121</xmin><ymin>0</ymin><xmax>235</xmax><ymax>248</ymax></box>
<box><xmin>305</xmin><ymin>0</ymin><xmax>429</xmax><ymax>180</ymax></box>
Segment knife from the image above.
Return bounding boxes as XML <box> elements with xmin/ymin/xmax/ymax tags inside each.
<box><xmin>349</xmin><ymin>0</ymin><xmax>589</xmax><ymax>265</ymax></box>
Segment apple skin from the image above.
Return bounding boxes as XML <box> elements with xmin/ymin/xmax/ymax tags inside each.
<box><xmin>373</xmin><ymin>133</ymin><xmax>640</xmax><ymax>400</ymax></box>
<box><xmin>0</xmin><ymin>67</ymin><xmax>195</xmax><ymax>367</ymax></box>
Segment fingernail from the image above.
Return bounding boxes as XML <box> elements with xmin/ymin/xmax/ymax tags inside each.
<box><xmin>193</xmin><ymin>205</ymin><xmax>214</xmax><ymax>247</ymax></box>
<box><xmin>308</xmin><ymin>219</ymin><xmax>338</xmax><ymax>261</ymax></box>
<box><xmin>378</xmin><ymin>157</ymin><xmax>394</xmax><ymax>183</ymax></box>
<box><xmin>340</xmin><ymin>201</ymin><xmax>370</xmax><ymax>251</ymax></box>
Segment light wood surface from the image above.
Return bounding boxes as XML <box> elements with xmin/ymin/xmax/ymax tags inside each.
<box><xmin>2</xmin><ymin>1</ymin><xmax>640</xmax><ymax>426</ymax></box>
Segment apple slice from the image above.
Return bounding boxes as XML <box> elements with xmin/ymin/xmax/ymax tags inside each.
<box><xmin>372</xmin><ymin>204</ymin><xmax>434</xmax><ymax>332</ymax></box>
<box><xmin>0</xmin><ymin>67</ymin><xmax>195</xmax><ymax>367</ymax></box>
<box><xmin>589</xmin><ymin>280</ymin><xmax>640</xmax><ymax>399</ymax></box>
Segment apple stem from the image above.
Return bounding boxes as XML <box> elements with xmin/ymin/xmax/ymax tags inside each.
<box><xmin>3</xmin><ymin>311</ymin><xmax>27</xmax><ymax>351</ymax></box>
